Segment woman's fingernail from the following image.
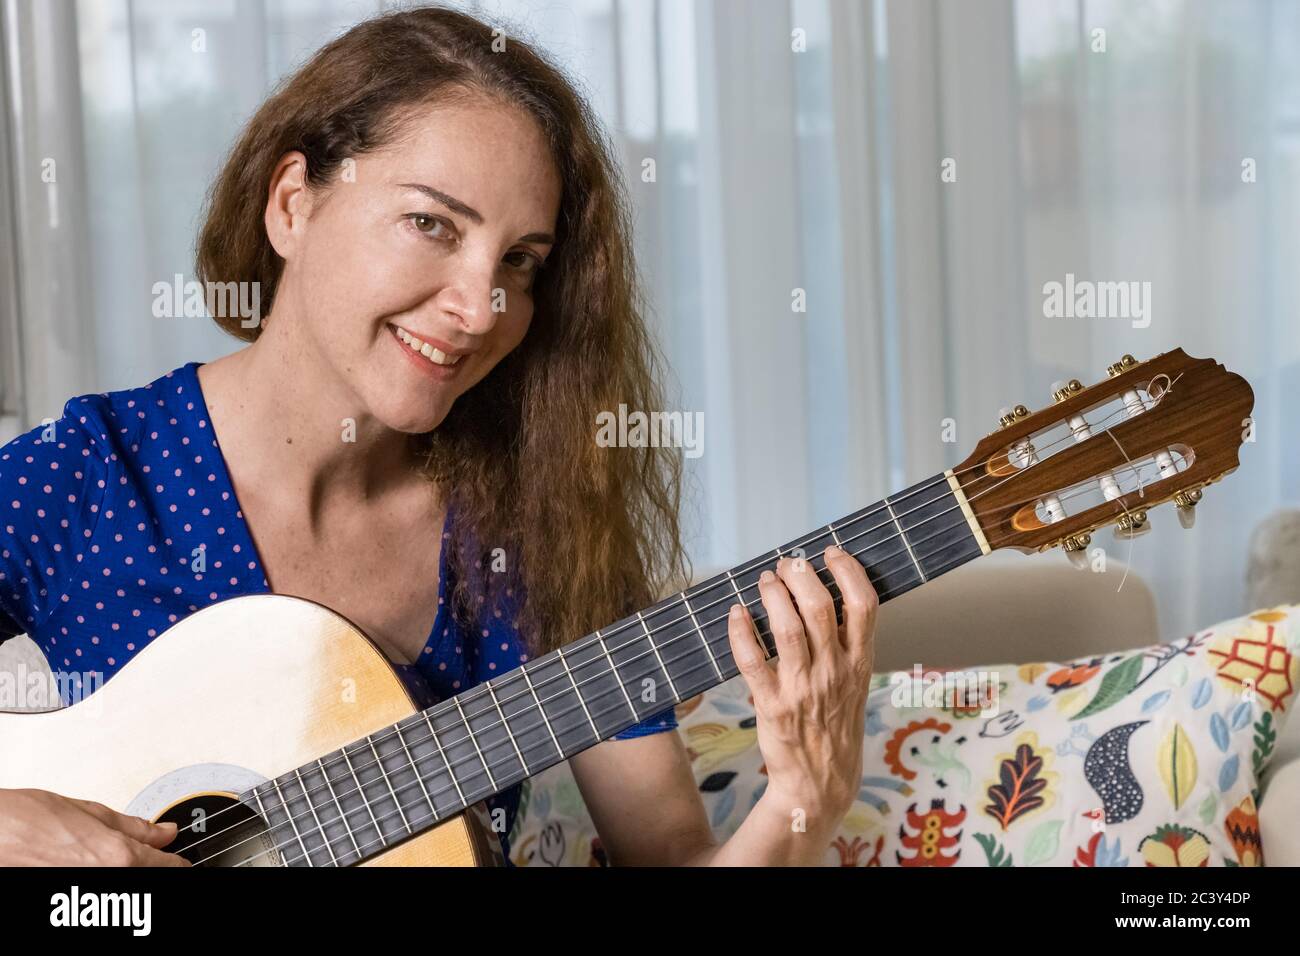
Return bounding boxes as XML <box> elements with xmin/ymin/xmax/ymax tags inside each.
<box><xmin>826</xmin><ymin>544</ymin><xmax>842</xmax><ymax>556</ymax></box>
<box><xmin>760</xmin><ymin>570</ymin><xmax>775</xmax><ymax>583</ymax></box>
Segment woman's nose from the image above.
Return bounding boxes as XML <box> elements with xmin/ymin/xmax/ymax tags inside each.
<box><xmin>440</xmin><ymin>262</ymin><xmax>500</xmax><ymax>334</ymax></box>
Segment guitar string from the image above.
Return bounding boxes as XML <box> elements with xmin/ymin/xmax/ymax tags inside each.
<box><xmin>231</xmin><ymin>454</ymin><xmax>1164</xmax><ymax>869</ymax></box>
<box><xmin>203</xmin><ymin>447</ymin><xmax>1173</xmax><ymax>867</ymax></box>
<box><xmin>220</xmin><ymin>456</ymin><xmax>1170</xmax><ymax>869</ymax></box>
<box><xmin>187</xmin><ymin>405</ymin><xmax>1171</xmax><ymax>866</ymax></box>
<box><xmin>182</xmin><ymin>399</ymin><xmax>1171</xmax><ymax>864</ymax></box>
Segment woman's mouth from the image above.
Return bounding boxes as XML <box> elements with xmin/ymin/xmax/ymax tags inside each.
<box><xmin>388</xmin><ymin>323</ymin><xmax>467</xmax><ymax>380</ymax></box>
<box><xmin>391</xmin><ymin>324</ymin><xmax>462</xmax><ymax>365</ymax></box>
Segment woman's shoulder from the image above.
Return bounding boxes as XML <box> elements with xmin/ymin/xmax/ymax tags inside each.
<box><xmin>0</xmin><ymin>363</ymin><xmax>204</xmax><ymax>641</ymax></box>
<box><xmin>2</xmin><ymin>362</ymin><xmax>200</xmax><ymax>464</ymax></box>
<box><xmin>0</xmin><ymin>362</ymin><xmax>204</xmax><ymax>534</ymax></box>
<box><xmin>72</xmin><ymin>363</ymin><xmax>203</xmax><ymax>450</ymax></box>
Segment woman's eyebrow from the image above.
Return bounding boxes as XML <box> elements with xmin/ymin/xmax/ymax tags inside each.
<box><xmin>396</xmin><ymin>182</ymin><xmax>555</xmax><ymax>245</ymax></box>
<box><xmin>398</xmin><ymin>183</ymin><xmax>483</xmax><ymax>224</ymax></box>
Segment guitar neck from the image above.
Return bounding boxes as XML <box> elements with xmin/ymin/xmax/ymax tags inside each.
<box><xmin>247</xmin><ymin>470</ymin><xmax>989</xmax><ymax>865</ymax></box>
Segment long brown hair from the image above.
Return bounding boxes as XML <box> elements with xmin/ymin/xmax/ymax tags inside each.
<box><xmin>196</xmin><ymin>5</ymin><xmax>689</xmax><ymax>653</ymax></box>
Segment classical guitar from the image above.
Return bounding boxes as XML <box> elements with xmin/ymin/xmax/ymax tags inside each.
<box><xmin>0</xmin><ymin>349</ymin><xmax>1253</xmax><ymax>866</ymax></box>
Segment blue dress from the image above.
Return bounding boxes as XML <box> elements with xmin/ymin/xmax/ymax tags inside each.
<box><xmin>0</xmin><ymin>361</ymin><xmax>677</xmax><ymax>863</ymax></box>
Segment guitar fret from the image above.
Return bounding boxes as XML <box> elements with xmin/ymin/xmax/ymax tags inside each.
<box><xmin>338</xmin><ymin>747</ymin><xmax>387</xmax><ymax>850</ymax></box>
<box><xmin>392</xmin><ymin>724</ymin><xmax>440</xmax><ymax>825</ymax></box>
<box><xmin>890</xmin><ymin>476</ymin><xmax>985</xmax><ymax>583</ymax></box>
<box><xmin>316</xmin><ymin>757</ymin><xmax>362</xmax><ymax>861</ymax></box>
<box><xmin>884</xmin><ymin>499</ymin><xmax>927</xmax><ymax>583</ymax></box>
<box><xmin>483</xmin><ymin>680</ymin><xmax>529</xmax><ymax>777</ymax></box>
<box><xmin>678</xmin><ymin>595</ymin><xmax>723</xmax><ymax>682</ymax></box>
<box><xmin>555</xmin><ymin>646</ymin><xmax>601</xmax><ymax>740</ymax></box>
<box><xmin>271</xmin><ymin>778</ymin><xmax>314</xmax><ymax>867</ymax></box>
<box><xmin>723</xmin><ymin>567</ymin><xmax>746</xmax><ymax>606</ymax></box>
<box><xmin>518</xmin><ymin>665</ymin><xmax>564</xmax><ymax>755</ymax></box>
<box><xmin>366</xmin><ymin>735</ymin><xmax>412</xmax><ymax>835</ymax></box>
<box><xmin>452</xmin><ymin>696</ymin><xmax>497</xmax><ymax>792</ymax></box>
<box><xmin>683</xmin><ymin>576</ymin><xmax>744</xmax><ymax>680</ymax></box>
<box><xmin>293</xmin><ymin>767</ymin><xmax>338</xmax><ymax>867</ymax></box>
<box><xmin>828</xmin><ymin>521</ymin><xmax>843</xmax><ymax>548</ymax></box>
<box><xmin>595</xmin><ymin>630</ymin><xmax>641</xmax><ymax>720</ymax></box>
<box><xmin>420</xmin><ymin>712</ymin><xmax>465</xmax><ymax>806</ymax></box>
<box><xmin>248</xmin><ymin>789</ymin><xmax>284</xmax><ymax>866</ymax></box>
<box><xmin>637</xmin><ymin>610</ymin><xmax>679</xmax><ymax>701</ymax></box>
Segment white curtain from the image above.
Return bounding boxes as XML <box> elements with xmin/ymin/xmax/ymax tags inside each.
<box><xmin>2</xmin><ymin>0</ymin><xmax>1296</xmax><ymax>641</ymax></box>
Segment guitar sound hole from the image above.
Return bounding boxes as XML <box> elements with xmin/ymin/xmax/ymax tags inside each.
<box><xmin>155</xmin><ymin>794</ymin><xmax>281</xmax><ymax>867</ymax></box>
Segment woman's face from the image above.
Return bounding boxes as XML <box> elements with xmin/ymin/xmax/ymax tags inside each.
<box><xmin>268</xmin><ymin>93</ymin><xmax>563</xmax><ymax>434</ymax></box>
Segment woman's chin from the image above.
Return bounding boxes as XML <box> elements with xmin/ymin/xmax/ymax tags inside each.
<box><xmin>383</xmin><ymin>404</ymin><xmax>450</xmax><ymax>435</ymax></box>
<box><xmin>349</xmin><ymin>383</ymin><xmax>445</xmax><ymax>434</ymax></box>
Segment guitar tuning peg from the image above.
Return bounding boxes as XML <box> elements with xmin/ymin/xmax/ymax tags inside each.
<box><xmin>998</xmin><ymin>405</ymin><xmax>1030</xmax><ymax>429</ymax></box>
<box><xmin>1062</xmin><ymin>532</ymin><xmax>1091</xmax><ymax>569</ymax></box>
<box><xmin>1113</xmin><ymin>510</ymin><xmax>1151</xmax><ymax>539</ymax></box>
<box><xmin>1174</xmin><ymin>488</ymin><xmax>1202</xmax><ymax>529</ymax></box>
<box><xmin>1106</xmin><ymin>354</ymin><xmax>1139</xmax><ymax>378</ymax></box>
<box><xmin>1051</xmin><ymin>379</ymin><xmax>1083</xmax><ymax>403</ymax></box>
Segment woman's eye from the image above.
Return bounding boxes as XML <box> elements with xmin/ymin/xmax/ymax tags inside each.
<box><xmin>504</xmin><ymin>251</ymin><xmax>542</xmax><ymax>274</ymax></box>
<box><xmin>407</xmin><ymin>213</ymin><xmax>453</xmax><ymax>241</ymax></box>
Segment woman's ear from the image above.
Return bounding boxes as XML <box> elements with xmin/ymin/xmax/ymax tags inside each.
<box><xmin>264</xmin><ymin>151</ymin><xmax>314</xmax><ymax>260</ymax></box>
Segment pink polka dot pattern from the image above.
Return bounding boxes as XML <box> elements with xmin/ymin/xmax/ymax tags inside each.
<box><xmin>0</xmin><ymin>361</ymin><xmax>675</xmax><ymax>860</ymax></box>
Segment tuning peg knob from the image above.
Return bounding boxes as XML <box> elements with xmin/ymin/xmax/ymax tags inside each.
<box><xmin>998</xmin><ymin>405</ymin><xmax>1030</xmax><ymax>429</ymax></box>
<box><xmin>1106</xmin><ymin>354</ymin><xmax>1139</xmax><ymax>378</ymax></box>
<box><xmin>1062</xmin><ymin>532</ymin><xmax>1092</xmax><ymax>569</ymax></box>
<box><xmin>1114</xmin><ymin>509</ymin><xmax>1151</xmax><ymax>539</ymax></box>
<box><xmin>1174</xmin><ymin>488</ymin><xmax>1202</xmax><ymax>529</ymax></box>
<box><xmin>1051</xmin><ymin>379</ymin><xmax>1084</xmax><ymax>403</ymax></box>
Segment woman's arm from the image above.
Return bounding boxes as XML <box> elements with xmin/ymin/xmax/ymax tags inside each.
<box><xmin>570</xmin><ymin>544</ymin><xmax>876</xmax><ymax>865</ymax></box>
<box><xmin>567</xmin><ymin>730</ymin><xmax>714</xmax><ymax>865</ymax></box>
<box><xmin>569</xmin><ymin>730</ymin><xmax>852</xmax><ymax>866</ymax></box>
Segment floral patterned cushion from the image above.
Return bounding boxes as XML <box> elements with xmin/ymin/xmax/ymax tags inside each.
<box><xmin>507</xmin><ymin>605</ymin><xmax>1298</xmax><ymax>866</ymax></box>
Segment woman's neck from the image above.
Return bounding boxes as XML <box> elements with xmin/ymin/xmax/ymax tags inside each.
<box><xmin>197</xmin><ymin>315</ymin><xmax>423</xmax><ymax>535</ymax></box>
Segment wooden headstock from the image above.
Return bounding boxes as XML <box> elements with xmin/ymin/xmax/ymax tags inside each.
<box><xmin>951</xmin><ymin>349</ymin><xmax>1254</xmax><ymax>558</ymax></box>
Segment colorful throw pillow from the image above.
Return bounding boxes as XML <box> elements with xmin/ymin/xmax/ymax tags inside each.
<box><xmin>508</xmin><ymin>606</ymin><xmax>1297</xmax><ymax>866</ymax></box>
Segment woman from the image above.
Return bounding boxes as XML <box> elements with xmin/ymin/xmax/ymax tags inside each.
<box><xmin>0</xmin><ymin>5</ymin><xmax>876</xmax><ymax>866</ymax></box>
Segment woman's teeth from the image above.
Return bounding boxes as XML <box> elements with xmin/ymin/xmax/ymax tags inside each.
<box><xmin>393</xmin><ymin>326</ymin><xmax>461</xmax><ymax>366</ymax></box>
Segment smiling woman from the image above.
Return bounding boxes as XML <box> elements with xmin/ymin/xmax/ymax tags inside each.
<box><xmin>0</xmin><ymin>5</ymin><xmax>879</xmax><ymax>868</ymax></box>
<box><xmin>192</xmin><ymin>8</ymin><xmax>685</xmax><ymax>655</ymax></box>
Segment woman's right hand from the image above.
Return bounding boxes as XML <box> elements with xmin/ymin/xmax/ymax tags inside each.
<box><xmin>0</xmin><ymin>788</ymin><xmax>190</xmax><ymax>866</ymax></box>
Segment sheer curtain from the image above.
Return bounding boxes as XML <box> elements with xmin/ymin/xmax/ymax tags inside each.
<box><xmin>2</xmin><ymin>0</ymin><xmax>1296</xmax><ymax>641</ymax></box>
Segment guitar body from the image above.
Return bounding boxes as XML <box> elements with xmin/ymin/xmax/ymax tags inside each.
<box><xmin>0</xmin><ymin>594</ymin><xmax>502</xmax><ymax>866</ymax></box>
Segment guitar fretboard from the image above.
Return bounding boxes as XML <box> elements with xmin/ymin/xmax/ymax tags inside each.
<box><xmin>244</xmin><ymin>470</ymin><xmax>986</xmax><ymax>866</ymax></box>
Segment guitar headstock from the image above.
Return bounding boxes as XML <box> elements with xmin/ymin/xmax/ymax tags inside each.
<box><xmin>952</xmin><ymin>349</ymin><xmax>1254</xmax><ymax>563</ymax></box>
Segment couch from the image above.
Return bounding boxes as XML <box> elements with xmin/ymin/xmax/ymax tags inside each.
<box><xmin>507</xmin><ymin>553</ymin><xmax>1300</xmax><ymax>866</ymax></box>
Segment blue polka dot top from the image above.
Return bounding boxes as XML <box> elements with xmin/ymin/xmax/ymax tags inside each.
<box><xmin>0</xmin><ymin>361</ymin><xmax>677</xmax><ymax>863</ymax></box>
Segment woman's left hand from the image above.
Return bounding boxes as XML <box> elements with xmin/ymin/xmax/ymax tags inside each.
<box><xmin>726</xmin><ymin>545</ymin><xmax>878</xmax><ymax>840</ymax></box>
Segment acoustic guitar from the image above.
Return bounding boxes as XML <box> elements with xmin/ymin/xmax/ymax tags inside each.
<box><xmin>0</xmin><ymin>349</ymin><xmax>1253</xmax><ymax>866</ymax></box>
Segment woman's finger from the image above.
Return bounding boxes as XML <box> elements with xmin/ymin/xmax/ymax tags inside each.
<box><xmin>825</xmin><ymin>545</ymin><xmax>877</xmax><ymax>666</ymax></box>
<box><xmin>726</xmin><ymin>601</ymin><xmax>778</xmax><ymax>704</ymax></box>
<box><xmin>775</xmin><ymin>553</ymin><xmax>840</xmax><ymax>663</ymax></box>
<box><xmin>757</xmin><ymin>567</ymin><xmax>810</xmax><ymax>682</ymax></box>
